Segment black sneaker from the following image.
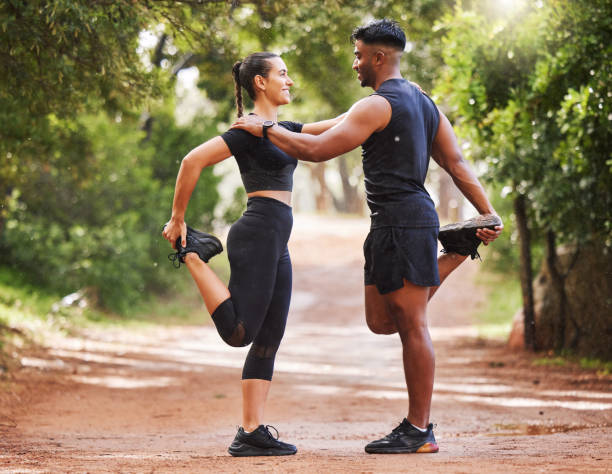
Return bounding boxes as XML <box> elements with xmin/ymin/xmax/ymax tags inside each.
<box><xmin>228</xmin><ymin>425</ymin><xmax>297</xmax><ymax>457</ymax></box>
<box><xmin>438</xmin><ymin>214</ymin><xmax>502</xmax><ymax>260</ymax></box>
<box><xmin>166</xmin><ymin>225</ymin><xmax>223</xmax><ymax>268</ymax></box>
<box><xmin>365</xmin><ymin>419</ymin><xmax>439</xmax><ymax>454</ymax></box>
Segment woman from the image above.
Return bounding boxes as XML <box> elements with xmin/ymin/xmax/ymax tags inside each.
<box><xmin>162</xmin><ymin>52</ymin><xmax>342</xmax><ymax>457</ymax></box>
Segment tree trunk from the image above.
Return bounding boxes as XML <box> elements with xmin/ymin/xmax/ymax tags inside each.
<box><xmin>152</xmin><ymin>33</ymin><xmax>168</xmax><ymax>68</ymax></box>
<box><xmin>546</xmin><ymin>230</ymin><xmax>567</xmax><ymax>351</ymax></box>
<box><xmin>0</xmin><ymin>188</ymin><xmax>8</xmax><ymax>237</ymax></box>
<box><xmin>438</xmin><ymin>170</ymin><xmax>451</xmax><ymax>220</ymax></box>
<box><xmin>337</xmin><ymin>157</ymin><xmax>362</xmax><ymax>214</ymax></box>
<box><xmin>309</xmin><ymin>163</ymin><xmax>332</xmax><ymax>212</ymax></box>
<box><xmin>531</xmin><ymin>239</ymin><xmax>604</xmax><ymax>357</ymax></box>
<box><xmin>514</xmin><ymin>194</ymin><xmax>536</xmax><ymax>350</ymax></box>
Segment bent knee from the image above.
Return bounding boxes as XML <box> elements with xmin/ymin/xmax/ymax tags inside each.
<box><xmin>226</xmin><ymin>337</ymin><xmax>251</xmax><ymax>348</ymax></box>
<box><xmin>366</xmin><ymin>314</ymin><xmax>397</xmax><ymax>335</ymax></box>
<box><xmin>369</xmin><ymin>323</ymin><xmax>397</xmax><ymax>335</ymax></box>
<box><xmin>224</xmin><ymin>323</ymin><xmax>253</xmax><ymax>347</ymax></box>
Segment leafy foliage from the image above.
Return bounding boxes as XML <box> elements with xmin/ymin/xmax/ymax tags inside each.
<box><xmin>0</xmin><ymin>111</ymin><xmax>219</xmax><ymax>312</ymax></box>
<box><xmin>435</xmin><ymin>0</ymin><xmax>612</xmax><ymax>247</ymax></box>
<box><xmin>0</xmin><ymin>1</ymin><xmax>228</xmax><ymax>311</ymax></box>
<box><xmin>1</xmin><ymin>1</ymin><xmax>158</xmax><ymax>119</ymax></box>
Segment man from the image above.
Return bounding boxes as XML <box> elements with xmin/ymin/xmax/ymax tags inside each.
<box><xmin>232</xmin><ymin>19</ymin><xmax>502</xmax><ymax>454</ymax></box>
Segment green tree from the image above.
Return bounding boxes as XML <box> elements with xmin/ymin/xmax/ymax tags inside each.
<box><xmin>0</xmin><ymin>110</ymin><xmax>220</xmax><ymax>312</ymax></box>
<box><xmin>0</xmin><ymin>1</ymin><xmax>228</xmax><ymax>311</ymax></box>
<box><xmin>435</xmin><ymin>0</ymin><xmax>612</xmax><ymax>353</ymax></box>
<box><xmin>0</xmin><ymin>0</ymin><xmax>231</xmax><ymax>216</ymax></box>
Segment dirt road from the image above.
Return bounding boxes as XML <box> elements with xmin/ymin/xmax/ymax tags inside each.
<box><xmin>1</xmin><ymin>214</ymin><xmax>611</xmax><ymax>473</ymax></box>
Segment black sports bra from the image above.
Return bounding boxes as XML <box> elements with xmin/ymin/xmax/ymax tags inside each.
<box><xmin>221</xmin><ymin>120</ymin><xmax>303</xmax><ymax>192</ymax></box>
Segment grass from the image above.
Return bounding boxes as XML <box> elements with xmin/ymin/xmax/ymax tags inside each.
<box><xmin>0</xmin><ymin>267</ymin><xmax>60</xmax><ymax>321</ymax></box>
<box><xmin>533</xmin><ymin>356</ymin><xmax>568</xmax><ymax>367</ymax></box>
<box><xmin>533</xmin><ymin>355</ymin><xmax>611</xmax><ymax>376</ymax></box>
<box><xmin>579</xmin><ymin>358</ymin><xmax>612</xmax><ymax>374</ymax></box>
<box><xmin>0</xmin><ymin>266</ymin><xmax>66</xmax><ymax>368</ymax></box>
<box><xmin>0</xmin><ymin>266</ymin><xmax>72</xmax><ymax>342</ymax></box>
<box><xmin>473</xmin><ymin>267</ymin><xmax>522</xmax><ymax>339</ymax></box>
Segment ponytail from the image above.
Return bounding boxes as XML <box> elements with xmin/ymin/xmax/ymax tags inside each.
<box><xmin>232</xmin><ymin>61</ymin><xmax>243</xmax><ymax>118</ymax></box>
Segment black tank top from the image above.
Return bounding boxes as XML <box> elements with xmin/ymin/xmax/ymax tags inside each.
<box><xmin>221</xmin><ymin>119</ymin><xmax>303</xmax><ymax>192</ymax></box>
<box><xmin>362</xmin><ymin>78</ymin><xmax>440</xmax><ymax>228</ymax></box>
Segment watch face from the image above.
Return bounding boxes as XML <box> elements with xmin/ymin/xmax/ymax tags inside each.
<box><xmin>263</xmin><ymin>121</ymin><xmax>274</xmax><ymax>127</ymax></box>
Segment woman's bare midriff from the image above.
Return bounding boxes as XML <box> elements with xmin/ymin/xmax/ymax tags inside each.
<box><xmin>247</xmin><ymin>190</ymin><xmax>292</xmax><ymax>206</ymax></box>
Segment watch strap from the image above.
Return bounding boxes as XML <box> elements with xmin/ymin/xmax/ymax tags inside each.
<box><xmin>262</xmin><ymin>120</ymin><xmax>275</xmax><ymax>139</ymax></box>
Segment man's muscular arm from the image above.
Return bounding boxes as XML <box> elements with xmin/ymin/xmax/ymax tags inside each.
<box><xmin>301</xmin><ymin>113</ymin><xmax>347</xmax><ymax>135</ymax></box>
<box><xmin>432</xmin><ymin>110</ymin><xmax>503</xmax><ymax>243</ymax></box>
<box><xmin>432</xmin><ymin>111</ymin><xmax>495</xmax><ymax>214</ymax></box>
<box><xmin>231</xmin><ymin>96</ymin><xmax>390</xmax><ymax>162</ymax></box>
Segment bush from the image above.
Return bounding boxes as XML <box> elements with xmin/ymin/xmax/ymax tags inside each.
<box><xmin>0</xmin><ymin>111</ymin><xmax>221</xmax><ymax>313</ymax></box>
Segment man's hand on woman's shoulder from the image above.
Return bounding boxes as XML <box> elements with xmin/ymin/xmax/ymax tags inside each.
<box><xmin>231</xmin><ymin>115</ymin><xmax>265</xmax><ymax>137</ymax></box>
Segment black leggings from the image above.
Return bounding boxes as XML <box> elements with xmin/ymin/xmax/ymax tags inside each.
<box><xmin>211</xmin><ymin>196</ymin><xmax>292</xmax><ymax>381</ymax></box>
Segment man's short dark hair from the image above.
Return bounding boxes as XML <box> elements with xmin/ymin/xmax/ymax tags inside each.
<box><xmin>350</xmin><ymin>19</ymin><xmax>406</xmax><ymax>51</ymax></box>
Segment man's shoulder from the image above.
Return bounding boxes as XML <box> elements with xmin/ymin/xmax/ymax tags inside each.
<box><xmin>354</xmin><ymin>94</ymin><xmax>391</xmax><ymax>112</ymax></box>
<box><xmin>380</xmin><ymin>80</ymin><xmax>439</xmax><ymax>117</ymax></box>
<box><xmin>347</xmin><ymin>95</ymin><xmax>392</xmax><ymax>133</ymax></box>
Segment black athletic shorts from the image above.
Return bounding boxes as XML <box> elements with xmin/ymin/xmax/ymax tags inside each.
<box><xmin>363</xmin><ymin>226</ymin><xmax>440</xmax><ymax>294</ymax></box>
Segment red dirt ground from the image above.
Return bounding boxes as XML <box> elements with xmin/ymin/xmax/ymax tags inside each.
<box><xmin>1</xmin><ymin>214</ymin><xmax>611</xmax><ymax>473</ymax></box>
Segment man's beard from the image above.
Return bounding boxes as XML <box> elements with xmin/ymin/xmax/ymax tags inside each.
<box><xmin>358</xmin><ymin>68</ymin><xmax>374</xmax><ymax>88</ymax></box>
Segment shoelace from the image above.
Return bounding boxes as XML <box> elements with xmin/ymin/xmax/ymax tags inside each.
<box><xmin>440</xmin><ymin>248</ymin><xmax>482</xmax><ymax>261</ymax></box>
<box><xmin>385</xmin><ymin>423</ymin><xmax>406</xmax><ymax>439</ymax></box>
<box><xmin>168</xmin><ymin>251</ymin><xmax>183</xmax><ymax>268</ymax></box>
<box><xmin>264</xmin><ymin>425</ymin><xmax>280</xmax><ymax>440</ymax></box>
<box><xmin>163</xmin><ymin>223</ymin><xmax>185</xmax><ymax>268</ymax></box>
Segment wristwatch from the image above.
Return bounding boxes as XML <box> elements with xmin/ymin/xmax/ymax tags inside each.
<box><xmin>262</xmin><ymin>120</ymin><xmax>275</xmax><ymax>139</ymax></box>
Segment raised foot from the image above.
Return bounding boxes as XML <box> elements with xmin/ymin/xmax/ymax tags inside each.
<box><xmin>438</xmin><ymin>214</ymin><xmax>502</xmax><ymax>260</ymax></box>
<box><xmin>166</xmin><ymin>225</ymin><xmax>223</xmax><ymax>268</ymax></box>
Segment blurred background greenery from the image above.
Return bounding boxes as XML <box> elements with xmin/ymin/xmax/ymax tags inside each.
<box><xmin>0</xmin><ymin>0</ymin><xmax>610</xmax><ymax>358</ymax></box>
